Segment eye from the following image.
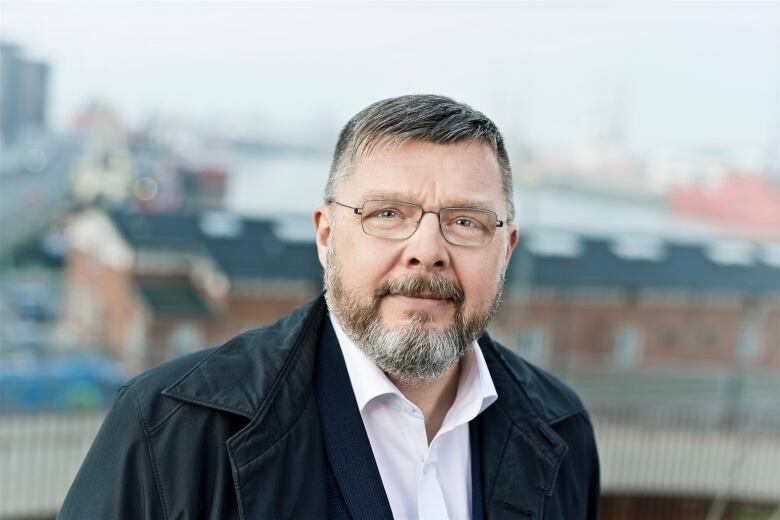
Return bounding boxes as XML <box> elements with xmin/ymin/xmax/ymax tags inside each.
<box><xmin>377</xmin><ymin>209</ymin><xmax>399</xmax><ymax>219</ymax></box>
<box><xmin>454</xmin><ymin>218</ymin><xmax>475</xmax><ymax>228</ymax></box>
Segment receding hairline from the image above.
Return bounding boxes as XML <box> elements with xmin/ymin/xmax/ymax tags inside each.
<box><xmin>333</xmin><ymin>136</ymin><xmax>502</xmax><ymax>185</ymax></box>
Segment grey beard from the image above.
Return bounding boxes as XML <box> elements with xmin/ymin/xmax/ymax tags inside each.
<box><xmin>324</xmin><ymin>237</ymin><xmax>503</xmax><ymax>383</ymax></box>
<box><xmin>355</xmin><ymin>313</ymin><xmax>473</xmax><ymax>383</ymax></box>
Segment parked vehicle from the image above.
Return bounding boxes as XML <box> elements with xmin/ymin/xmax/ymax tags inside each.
<box><xmin>0</xmin><ymin>354</ymin><xmax>126</xmax><ymax>412</ymax></box>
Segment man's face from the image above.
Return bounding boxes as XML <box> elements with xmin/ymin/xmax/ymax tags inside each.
<box><xmin>314</xmin><ymin>140</ymin><xmax>518</xmax><ymax>382</ymax></box>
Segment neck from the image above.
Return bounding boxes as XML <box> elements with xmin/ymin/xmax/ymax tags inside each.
<box><xmin>388</xmin><ymin>362</ymin><xmax>462</xmax><ymax>444</ymax></box>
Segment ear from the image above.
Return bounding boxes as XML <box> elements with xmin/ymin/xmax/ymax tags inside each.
<box><xmin>313</xmin><ymin>204</ymin><xmax>331</xmax><ymax>269</ymax></box>
<box><xmin>503</xmin><ymin>222</ymin><xmax>519</xmax><ymax>268</ymax></box>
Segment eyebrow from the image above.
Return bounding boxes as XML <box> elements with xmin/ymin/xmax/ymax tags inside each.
<box><xmin>359</xmin><ymin>191</ymin><xmax>497</xmax><ymax>212</ymax></box>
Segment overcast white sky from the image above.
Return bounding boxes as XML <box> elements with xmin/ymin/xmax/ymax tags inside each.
<box><xmin>2</xmin><ymin>1</ymin><xmax>778</xmax><ymax>167</ymax></box>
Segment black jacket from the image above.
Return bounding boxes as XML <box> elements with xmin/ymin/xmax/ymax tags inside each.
<box><xmin>59</xmin><ymin>296</ymin><xmax>599</xmax><ymax>520</ymax></box>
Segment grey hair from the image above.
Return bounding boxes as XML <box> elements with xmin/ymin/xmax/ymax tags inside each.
<box><xmin>324</xmin><ymin>94</ymin><xmax>515</xmax><ymax>221</ymax></box>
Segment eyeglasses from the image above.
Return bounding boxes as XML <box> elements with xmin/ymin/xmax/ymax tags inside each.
<box><xmin>329</xmin><ymin>199</ymin><xmax>505</xmax><ymax>247</ymax></box>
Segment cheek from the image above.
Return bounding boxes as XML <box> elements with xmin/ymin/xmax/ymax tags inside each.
<box><xmin>456</xmin><ymin>253</ymin><xmax>504</xmax><ymax>306</ymax></box>
<box><xmin>335</xmin><ymin>235</ymin><xmax>397</xmax><ymax>294</ymax></box>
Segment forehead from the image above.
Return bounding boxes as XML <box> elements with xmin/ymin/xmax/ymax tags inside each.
<box><xmin>343</xmin><ymin>140</ymin><xmax>503</xmax><ymax>207</ymax></box>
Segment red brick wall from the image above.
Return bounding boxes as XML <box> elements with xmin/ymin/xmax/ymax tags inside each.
<box><xmin>63</xmin><ymin>247</ymin><xmax>146</xmax><ymax>360</ymax></box>
<box><xmin>66</xmin><ymin>248</ymin><xmax>777</xmax><ymax>374</ymax></box>
<box><xmin>494</xmin><ymin>290</ymin><xmax>779</xmax><ymax>370</ymax></box>
<box><xmin>763</xmin><ymin>306</ymin><xmax>780</xmax><ymax>367</ymax></box>
<box><xmin>143</xmin><ymin>291</ymin><xmax>319</xmax><ymax>369</ymax></box>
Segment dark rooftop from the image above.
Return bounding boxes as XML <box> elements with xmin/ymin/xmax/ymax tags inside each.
<box><xmin>509</xmin><ymin>238</ymin><xmax>780</xmax><ymax>292</ymax></box>
<box><xmin>135</xmin><ymin>279</ymin><xmax>211</xmax><ymax>317</ymax></box>
<box><xmin>109</xmin><ymin>211</ymin><xmax>779</xmax><ymax>294</ymax></box>
<box><xmin>110</xmin><ymin>210</ymin><xmax>322</xmax><ymax>282</ymax></box>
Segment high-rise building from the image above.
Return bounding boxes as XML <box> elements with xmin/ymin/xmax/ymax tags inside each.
<box><xmin>0</xmin><ymin>42</ymin><xmax>50</xmax><ymax>145</ymax></box>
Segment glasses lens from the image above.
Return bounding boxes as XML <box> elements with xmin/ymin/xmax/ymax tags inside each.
<box><xmin>439</xmin><ymin>208</ymin><xmax>497</xmax><ymax>246</ymax></box>
<box><xmin>361</xmin><ymin>200</ymin><xmax>422</xmax><ymax>239</ymax></box>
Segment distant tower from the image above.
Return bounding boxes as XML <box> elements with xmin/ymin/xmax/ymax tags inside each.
<box><xmin>0</xmin><ymin>42</ymin><xmax>50</xmax><ymax>146</ymax></box>
<box><xmin>599</xmin><ymin>77</ymin><xmax>630</xmax><ymax>151</ymax></box>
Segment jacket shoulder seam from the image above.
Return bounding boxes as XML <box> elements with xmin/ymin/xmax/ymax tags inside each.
<box><xmin>125</xmin><ymin>384</ymin><xmax>170</xmax><ymax>520</ymax></box>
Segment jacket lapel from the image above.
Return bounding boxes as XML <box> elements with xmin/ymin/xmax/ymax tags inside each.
<box><xmin>313</xmin><ymin>316</ymin><xmax>394</xmax><ymax>520</ymax></box>
<box><xmin>478</xmin><ymin>336</ymin><xmax>569</xmax><ymax>520</ymax></box>
<box><xmin>163</xmin><ymin>297</ymin><xmax>331</xmax><ymax>520</ymax></box>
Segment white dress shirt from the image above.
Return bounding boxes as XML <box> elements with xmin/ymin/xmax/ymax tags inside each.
<box><xmin>329</xmin><ymin>315</ymin><xmax>498</xmax><ymax>520</ymax></box>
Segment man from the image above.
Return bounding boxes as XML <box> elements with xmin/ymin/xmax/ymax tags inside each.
<box><xmin>60</xmin><ymin>95</ymin><xmax>599</xmax><ymax>519</ymax></box>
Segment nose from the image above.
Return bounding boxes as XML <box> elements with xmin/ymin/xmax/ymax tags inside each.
<box><xmin>401</xmin><ymin>213</ymin><xmax>450</xmax><ymax>271</ymax></box>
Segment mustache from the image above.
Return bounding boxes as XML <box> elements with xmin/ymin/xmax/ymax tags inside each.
<box><xmin>375</xmin><ymin>274</ymin><xmax>464</xmax><ymax>303</ymax></box>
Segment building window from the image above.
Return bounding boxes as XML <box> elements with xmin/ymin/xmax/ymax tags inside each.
<box><xmin>662</xmin><ymin>328</ymin><xmax>679</xmax><ymax>347</ymax></box>
<box><xmin>735</xmin><ymin>321</ymin><xmax>762</xmax><ymax>364</ymax></box>
<box><xmin>612</xmin><ymin>324</ymin><xmax>644</xmax><ymax>369</ymax></box>
<box><xmin>517</xmin><ymin>326</ymin><xmax>550</xmax><ymax>366</ymax></box>
<box><xmin>698</xmin><ymin>327</ymin><xmax>720</xmax><ymax>348</ymax></box>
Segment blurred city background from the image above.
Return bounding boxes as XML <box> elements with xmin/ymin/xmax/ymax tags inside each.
<box><xmin>0</xmin><ymin>2</ymin><xmax>778</xmax><ymax>519</ymax></box>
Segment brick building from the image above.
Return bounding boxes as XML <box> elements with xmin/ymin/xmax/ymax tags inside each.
<box><xmin>498</xmin><ymin>232</ymin><xmax>780</xmax><ymax>373</ymax></box>
<box><xmin>64</xmin><ymin>209</ymin><xmax>321</xmax><ymax>373</ymax></box>
<box><xmin>63</xmin><ymin>208</ymin><xmax>779</xmax><ymax>376</ymax></box>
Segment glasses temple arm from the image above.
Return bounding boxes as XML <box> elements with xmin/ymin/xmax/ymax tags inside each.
<box><xmin>330</xmin><ymin>200</ymin><xmax>362</xmax><ymax>215</ymax></box>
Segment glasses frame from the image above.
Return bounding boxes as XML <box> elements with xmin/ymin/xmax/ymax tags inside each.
<box><xmin>329</xmin><ymin>199</ymin><xmax>505</xmax><ymax>247</ymax></box>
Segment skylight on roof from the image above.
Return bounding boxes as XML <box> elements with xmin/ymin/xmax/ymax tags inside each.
<box><xmin>761</xmin><ymin>243</ymin><xmax>780</xmax><ymax>268</ymax></box>
<box><xmin>706</xmin><ymin>240</ymin><xmax>754</xmax><ymax>266</ymax></box>
<box><xmin>199</xmin><ymin>211</ymin><xmax>243</xmax><ymax>239</ymax></box>
<box><xmin>527</xmin><ymin>231</ymin><xmax>581</xmax><ymax>257</ymax></box>
<box><xmin>273</xmin><ymin>216</ymin><xmax>316</xmax><ymax>243</ymax></box>
<box><xmin>611</xmin><ymin>235</ymin><xmax>665</xmax><ymax>261</ymax></box>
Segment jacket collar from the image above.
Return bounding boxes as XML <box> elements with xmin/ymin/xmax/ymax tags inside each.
<box><xmin>162</xmin><ymin>294</ymin><xmax>578</xmax><ymax>425</ymax></box>
<box><xmin>163</xmin><ymin>294</ymin><xmax>572</xmax><ymax>519</ymax></box>
<box><xmin>164</xmin><ymin>297</ymin><xmax>330</xmax><ymax>520</ymax></box>
<box><xmin>163</xmin><ymin>296</ymin><xmax>325</xmax><ymax>421</ymax></box>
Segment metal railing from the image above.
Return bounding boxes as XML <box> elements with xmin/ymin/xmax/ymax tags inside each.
<box><xmin>0</xmin><ymin>411</ymin><xmax>104</xmax><ymax>520</ymax></box>
<box><xmin>1</xmin><ymin>379</ymin><xmax>778</xmax><ymax>520</ymax></box>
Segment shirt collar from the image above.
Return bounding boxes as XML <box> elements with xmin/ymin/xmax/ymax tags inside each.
<box><xmin>328</xmin><ymin>313</ymin><xmax>498</xmax><ymax>422</ymax></box>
